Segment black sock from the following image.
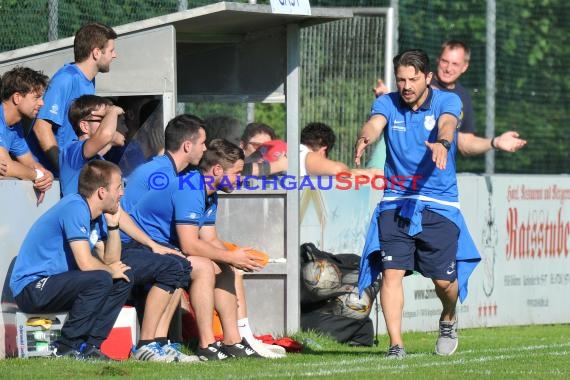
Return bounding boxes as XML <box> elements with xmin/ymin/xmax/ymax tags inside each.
<box><xmin>155</xmin><ymin>337</ymin><xmax>168</xmax><ymax>346</ymax></box>
<box><xmin>136</xmin><ymin>339</ymin><xmax>154</xmax><ymax>349</ymax></box>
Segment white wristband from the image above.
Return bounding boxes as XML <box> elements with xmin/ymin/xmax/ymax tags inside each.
<box><xmin>35</xmin><ymin>169</ymin><xmax>44</xmax><ymax>180</ymax></box>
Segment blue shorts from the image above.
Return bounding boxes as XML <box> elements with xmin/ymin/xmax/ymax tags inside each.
<box><xmin>121</xmin><ymin>241</ymin><xmax>191</xmax><ymax>292</ymax></box>
<box><xmin>378</xmin><ymin>208</ymin><xmax>459</xmax><ymax>281</ymax></box>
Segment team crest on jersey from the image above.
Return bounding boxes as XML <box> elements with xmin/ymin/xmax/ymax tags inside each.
<box><xmin>424</xmin><ymin>115</ymin><xmax>436</xmax><ymax>131</ymax></box>
<box><xmin>49</xmin><ymin>104</ymin><xmax>59</xmax><ymax>115</ymax></box>
<box><xmin>89</xmin><ymin>229</ymin><xmax>99</xmax><ymax>246</ymax></box>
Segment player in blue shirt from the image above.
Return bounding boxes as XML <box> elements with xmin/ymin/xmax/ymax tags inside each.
<box><xmin>0</xmin><ymin>67</ymin><xmax>54</xmax><ymax>203</ymax></box>
<box><xmin>121</xmin><ymin>115</ymin><xmax>220</xmax><ymax>359</ymax></box>
<box><xmin>59</xmin><ymin>95</ymin><xmax>124</xmax><ymax>197</ymax></box>
<box><xmin>129</xmin><ymin>137</ymin><xmax>270</xmax><ymax>360</ymax></box>
<box><xmin>60</xmin><ymin>96</ymin><xmax>191</xmax><ymax>362</ymax></box>
<box><xmin>118</xmin><ymin>115</ymin><xmax>206</xmax><ymax>362</ymax></box>
<box><xmin>355</xmin><ymin>49</ymin><xmax>478</xmax><ymax>358</ymax></box>
<box><xmin>10</xmin><ymin>160</ymin><xmax>131</xmax><ymax>360</ymax></box>
<box><xmin>29</xmin><ymin>22</ymin><xmax>118</xmax><ymax>175</ymax></box>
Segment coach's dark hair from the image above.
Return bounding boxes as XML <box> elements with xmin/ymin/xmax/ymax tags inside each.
<box><xmin>69</xmin><ymin>95</ymin><xmax>114</xmax><ymax>136</ymax></box>
<box><xmin>240</xmin><ymin>122</ymin><xmax>277</xmax><ymax>145</ymax></box>
<box><xmin>78</xmin><ymin>160</ymin><xmax>121</xmax><ymax>198</ymax></box>
<box><xmin>1</xmin><ymin>67</ymin><xmax>48</xmax><ymax>101</ymax></box>
<box><xmin>200</xmin><ymin>138</ymin><xmax>244</xmax><ymax>172</ymax></box>
<box><xmin>393</xmin><ymin>49</ymin><xmax>431</xmax><ymax>77</ymax></box>
<box><xmin>300</xmin><ymin>122</ymin><xmax>336</xmax><ymax>156</ymax></box>
<box><xmin>164</xmin><ymin>114</ymin><xmax>205</xmax><ymax>152</ymax></box>
<box><xmin>74</xmin><ymin>22</ymin><xmax>117</xmax><ymax>62</ymax></box>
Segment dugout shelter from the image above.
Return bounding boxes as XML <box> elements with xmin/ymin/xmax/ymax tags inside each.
<box><xmin>0</xmin><ymin>2</ymin><xmax>353</xmax><ymax>340</ymax></box>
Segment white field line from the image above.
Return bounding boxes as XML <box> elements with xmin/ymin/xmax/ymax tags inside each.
<box><xmin>224</xmin><ymin>342</ymin><xmax>570</xmax><ymax>379</ymax></box>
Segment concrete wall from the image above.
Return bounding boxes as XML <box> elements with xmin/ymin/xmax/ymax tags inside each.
<box><xmin>0</xmin><ymin>180</ymin><xmax>61</xmax><ymax>358</ymax></box>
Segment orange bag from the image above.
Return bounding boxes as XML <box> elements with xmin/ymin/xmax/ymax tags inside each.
<box><xmin>223</xmin><ymin>242</ymin><xmax>269</xmax><ymax>268</ymax></box>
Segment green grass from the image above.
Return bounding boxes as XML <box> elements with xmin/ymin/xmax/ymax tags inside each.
<box><xmin>2</xmin><ymin>325</ymin><xmax>569</xmax><ymax>379</ymax></box>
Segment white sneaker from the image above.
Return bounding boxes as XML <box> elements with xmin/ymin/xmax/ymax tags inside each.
<box><xmin>162</xmin><ymin>341</ymin><xmax>201</xmax><ymax>363</ymax></box>
<box><xmin>247</xmin><ymin>338</ymin><xmax>286</xmax><ymax>359</ymax></box>
<box><xmin>256</xmin><ymin>339</ymin><xmax>287</xmax><ymax>355</ymax></box>
<box><xmin>132</xmin><ymin>342</ymin><xmax>175</xmax><ymax>362</ymax></box>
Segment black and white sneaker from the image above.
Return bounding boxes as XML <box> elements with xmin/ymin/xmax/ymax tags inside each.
<box><xmin>51</xmin><ymin>341</ymin><xmax>80</xmax><ymax>359</ymax></box>
<box><xmin>79</xmin><ymin>344</ymin><xmax>113</xmax><ymax>361</ymax></box>
<box><xmin>196</xmin><ymin>341</ymin><xmax>230</xmax><ymax>361</ymax></box>
<box><xmin>224</xmin><ymin>338</ymin><xmax>262</xmax><ymax>358</ymax></box>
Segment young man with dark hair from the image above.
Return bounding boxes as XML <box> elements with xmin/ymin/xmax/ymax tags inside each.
<box><xmin>121</xmin><ymin>114</ymin><xmax>206</xmax><ymax>362</ymax></box>
<box><xmin>0</xmin><ymin>67</ymin><xmax>54</xmax><ymax>203</ymax></box>
<box><xmin>10</xmin><ymin>160</ymin><xmax>132</xmax><ymax>360</ymax></box>
<box><xmin>29</xmin><ymin>22</ymin><xmax>119</xmax><ymax>174</ymax></box>
<box><xmin>355</xmin><ymin>49</ymin><xmax>480</xmax><ymax>358</ymax></box>
<box><xmin>128</xmin><ymin>138</ymin><xmax>268</xmax><ymax>360</ymax></box>
<box><xmin>124</xmin><ymin>117</ymin><xmax>285</xmax><ymax>359</ymax></box>
<box><xmin>59</xmin><ymin>94</ymin><xmax>125</xmax><ymax>197</ymax></box>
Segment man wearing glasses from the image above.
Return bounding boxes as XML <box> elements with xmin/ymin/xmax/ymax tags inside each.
<box><xmin>60</xmin><ymin>94</ymin><xmax>193</xmax><ymax>362</ymax></box>
<box><xmin>58</xmin><ymin>95</ymin><xmax>124</xmax><ymax>197</ymax></box>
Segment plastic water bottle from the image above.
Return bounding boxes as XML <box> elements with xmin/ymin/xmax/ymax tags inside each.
<box><xmin>31</xmin><ymin>330</ymin><xmax>61</xmax><ymax>341</ymax></box>
<box><xmin>27</xmin><ymin>330</ymin><xmax>61</xmax><ymax>352</ymax></box>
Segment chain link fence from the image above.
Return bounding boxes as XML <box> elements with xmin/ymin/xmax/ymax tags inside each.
<box><xmin>397</xmin><ymin>0</ymin><xmax>570</xmax><ymax>174</ymax></box>
<box><xmin>1</xmin><ymin>0</ymin><xmax>569</xmax><ymax>174</ymax></box>
<box><xmin>300</xmin><ymin>12</ymin><xmax>386</xmax><ymax>165</ymax></box>
<box><xmin>0</xmin><ymin>1</ymin><xmax>257</xmax><ymax>52</ymax></box>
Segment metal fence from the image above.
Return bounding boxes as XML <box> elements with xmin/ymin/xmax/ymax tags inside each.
<box><xmin>396</xmin><ymin>0</ymin><xmax>570</xmax><ymax>174</ymax></box>
<box><xmin>2</xmin><ymin>0</ymin><xmax>569</xmax><ymax>174</ymax></box>
<box><xmin>300</xmin><ymin>10</ymin><xmax>387</xmax><ymax>166</ymax></box>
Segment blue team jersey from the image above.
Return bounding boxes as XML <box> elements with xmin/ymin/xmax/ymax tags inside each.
<box><xmin>10</xmin><ymin>194</ymin><xmax>104</xmax><ymax>297</ymax></box>
<box><xmin>28</xmin><ymin>64</ymin><xmax>95</xmax><ymax>169</ymax></box>
<box><xmin>371</xmin><ymin>89</ymin><xmax>462</xmax><ymax>202</ymax></box>
<box><xmin>121</xmin><ymin>154</ymin><xmax>175</xmax><ymax>214</ymax></box>
<box><xmin>59</xmin><ymin>140</ymin><xmax>103</xmax><ymax>196</ymax></box>
<box><xmin>128</xmin><ymin>169</ymin><xmax>217</xmax><ymax>247</ymax></box>
<box><xmin>0</xmin><ymin>105</ymin><xmax>30</xmax><ymax>157</ymax></box>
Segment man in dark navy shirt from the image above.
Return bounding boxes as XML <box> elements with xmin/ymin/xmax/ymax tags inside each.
<box><xmin>368</xmin><ymin>40</ymin><xmax>526</xmax><ymax>167</ymax></box>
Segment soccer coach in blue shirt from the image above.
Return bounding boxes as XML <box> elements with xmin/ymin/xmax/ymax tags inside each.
<box><xmin>355</xmin><ymin>49</ymin><xmax>479</xmax><ymax>358</ymax></box>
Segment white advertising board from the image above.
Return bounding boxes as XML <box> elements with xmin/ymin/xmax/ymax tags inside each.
<box><xmin>300</xmin><ymin>175</ymin><xmax>570</xmax><ymax>334</ymax></box>
<box><xmin>270</xmin><ymin>0</ymin><xmax>311</xmax><ymax>16</ymax></box>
